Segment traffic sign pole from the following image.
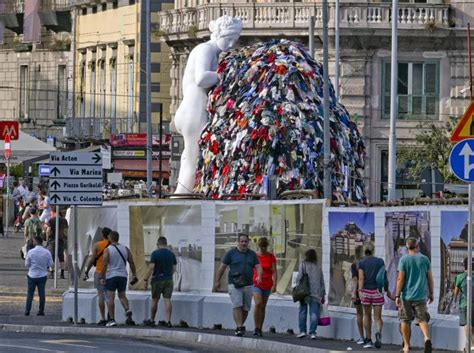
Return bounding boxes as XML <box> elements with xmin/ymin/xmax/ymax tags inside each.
<box><xmin>468</xmin><ymin>184</ymin><xmax>472</xmax><ymax>353</ymax></box>
<box><xmin>5</xmin><ymin>134</ymin><xmax>11</xmax><ymax>238</ymax></box>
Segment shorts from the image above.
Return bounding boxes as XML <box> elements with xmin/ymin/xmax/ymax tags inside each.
<box><xmin>47</xmin><ymin>239</ymin><xmax>65</xmax><ymax>262</ymax></box>
<box><xmin>459</xmin><ymin>309</ymin><xmax>474</xmax><ymax>326</ymax></box>
<box><xmin>94</xmin><ymin>272</ymin><xmax>107</xmax><ymax>292</ymax></box>
<box><xmin>399</xmin><ymin>300</ymin><xmax>430</xmax><ymax>323</ymax></box>
<box><xmin>360</xmin><ymin>289</ymin><xmax>384</xmax><ymax>306</ymax></box>
<box><xmin>105</xmin><ymin>276</ymin><xmax>127</xmax><ymax>293</ymax></box>
<box><xmin>229</xmin><ymin>284</ymin><xmax>253</xmax><ymax>311</ymax></box>
<box><xmin>253</xmin><ymin>286</ymin><xmax>271</xmax><ymax>297</ymax></box>
<box><xmin>151</xmin><ymin>280</ymin><xmax>174</xmax><ymax>299</ymax></box>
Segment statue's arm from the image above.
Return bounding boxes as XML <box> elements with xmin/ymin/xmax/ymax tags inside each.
<box><xmin>194</xmin><ymin>46</ymin><xmax>219</xmax><ymax>88</ymax></box>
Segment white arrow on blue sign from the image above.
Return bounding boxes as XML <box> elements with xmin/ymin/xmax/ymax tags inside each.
<box><xmin>450</xmin><ymin>138</ymin><xmax>474</xmax><ymax>182</ymax></box>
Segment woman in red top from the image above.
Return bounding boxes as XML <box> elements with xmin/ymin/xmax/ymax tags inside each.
<box><xmin>253</xmin><ymin>237</ymin><xmax>277</xmax><ymax>337</ymax></box>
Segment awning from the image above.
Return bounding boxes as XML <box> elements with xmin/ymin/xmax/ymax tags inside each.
<box><xmin>114</xmin><ymin>159</ymin><xmax>169</xmax><ymax>179</ymax></box>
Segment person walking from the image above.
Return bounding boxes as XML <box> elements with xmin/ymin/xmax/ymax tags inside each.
<box><xmin>45</xmin><ymin>209</ymin><xmax>68</xmax><ymax>279</ymax></box>
<box><xmin>100</xmin><ymin>231</ymin><xmax>138</xmax><ymax>327</ymax></box>
<box><xmin>83</xmin><ymin>227</ymin><xmax>112</xmax><ymax>325</ymax></box>
<box><xmin>358</xmin><ymin>242</ymin><xmax>388</xmax><ymax>349</ymax></box>
<box><xmin>351</xmin><ymin>245</ymin><xmax>365</xmax><ymax>345</ymax></box>
<box><xmin>214</xmin><ymin>233</ymin><xmax>262</xmax><ymax>337</ymax></box>
<box><xmin>296</xmin><ymin>248</ymin><xmax>326</xmax><ymax>340</ymax></box>
<box><xmin>395</xmin><ymin>237</ymin><xmax>434</xmax><ymax>353</ymax></box>
<box><xmin>454</xmin><ymin>257</ymin><xmax>474</xmax><ymax>352</ymax></box>
<box><xmin>24</xmin><ymin>207</ymin><xmax>42</xmax><ymax>253</ymax></box>
<box><xmin>252</xmin><ymin>237</ymin><xmax>277</xmax><ymax>337</ymax></box>
<box><xmin>24</xmin><ymin>235</ymin><xmax>53</xmax><ymax>316</ymax></box>
<box><xmin>143</xmin><ymin>236</ymin><xmax>177</xmax><ymax>327</ymax></box>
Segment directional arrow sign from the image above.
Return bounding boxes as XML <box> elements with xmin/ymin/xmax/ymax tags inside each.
<box><xmin>48</xmin><ymin>165</ymin><xmax>102</xmax><ymax>179</ymax></box>
<box><xmin>50</xmin><ymin>152</ymin><xmax>103</xmax><ymax>166</ymax></box>
<box><xmin>450</xmin><ymin>138</ymin><xmax>474</xmax><ymax>182</ymax></box>
<box><xmin>48</xmin><ymin>179</ymin><xmax>102</xmax><ymax>192</ymax></box>
<box><xmin>49</xmin><ymin>193</ymin><xmax>103</xmax><ymax>205</ymax></box>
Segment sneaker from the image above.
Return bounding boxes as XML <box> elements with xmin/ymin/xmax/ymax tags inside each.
<box><xmin>24</xmin><ymin>311</ymin><xmax>30</xmax><ymax>316</ymax></box>
<box><xmin>36</xmin><ymin>312</ymin><xmax>44</xmax><ymax>316</ymax></box>
<box><xmin>424</xmin><ymin>339</ymin><xmax>432</xmax><ymax>353</ymax></box>
<box><xmin>97</xmin><ymin>319</ymin><xmax>107</xmax><ymax>326</ymax></box>
<box><xmin>356</xmin><ymin>337</ymin><xmax>365</xmax><ymax>345</ymax></box>
<box><xmin>254</xmin><ymin>328</ymin><xmax>262</xmax><ymax>337</ymax></box>
<box><xmin>125</xmin><ymin>310</ymin><xmax>135</xmax><ymax>326</ymax></box>
<box><xmin>235</xmin><ymin>327</ymin><xmax>243</xmax><ymax>337</ymax></box>
<box><xmin>143</xmin><ymin>319</ymin><xmax>155</xmax><ymax>327</ymax></box>
<box><xmin>375</xmin><ymin>332</ymin><xmax>382</xmax><ymax>349</ymax></box>
<box><xmin>310</xmin><ymin>334</ymin><xmax>316</xmax><ymax>340</ymax></box>
<box><xmin>297</xmin><ymin>333</ymin><xmax>306</xmax><ymax>338</ymax></box>
<box><xmin>363</xmin><ymin>340</ymin><xmax>374</xmax><ymax>349</ymax></box>
<box><xmin>105</xmin><ymin>319</ymin><xmax>117</xmax><ymax>327</ymax></box>
<box><xmin>165</xmin><ymin>321</ymin><xmax>172</xmax><ymax>328</ymax></box>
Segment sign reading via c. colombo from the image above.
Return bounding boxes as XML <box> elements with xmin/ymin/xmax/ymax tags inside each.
<box><xmin>48</xmin><ymin>152</ymin><xmax>103</xmax><ymax>205</ymax></box>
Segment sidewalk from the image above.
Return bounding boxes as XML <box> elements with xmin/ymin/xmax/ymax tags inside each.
<box><xmin>0</xmin><ymin>231</ymin><xmax>449</xmax><ymax>352</ymax></box>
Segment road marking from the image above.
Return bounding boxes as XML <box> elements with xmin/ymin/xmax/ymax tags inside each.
<box><xmin>0</xmin><ymin>343</ymin><xmax>60</xmax><ymax>352</ymax></box>
<box><xmin>41</xmin><ymin>339</ymin><xmax>96</xmax><ymax>349</ymax></box>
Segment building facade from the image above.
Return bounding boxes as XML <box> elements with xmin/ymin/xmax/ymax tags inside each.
<box><xmin>158</xmin><ymin>0</ymin><xmax>473</xmax><ymax>201</ymax></box>
<box><xmin>0</xmin><ymin>0</ymin><xmax>72</xmax><ymax>142</ymax></box>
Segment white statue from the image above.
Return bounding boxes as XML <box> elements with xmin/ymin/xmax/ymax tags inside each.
<box><xmin>173</xmin><ymin>15</ymin><xmax>243</xmax><ymax>194</ymax></box>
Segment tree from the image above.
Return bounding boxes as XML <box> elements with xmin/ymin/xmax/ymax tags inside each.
<box><xmin>396</xmin><ymin>117</ymin><xmax>459</xmax><ymax>184</ymax></box>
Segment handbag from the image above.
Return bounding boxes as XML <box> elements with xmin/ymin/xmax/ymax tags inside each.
<box><xmin>230</xmin><ymin>251</ymin><xmax>248</xmax><ymax>288</ymax></box>
<box><xmin>292</xmin><ymin>262</ymin><xmax>310</xmax><ymax>302</ymax></box>
<box><xmin>318</xmin><ymin>303</ymin><xmax>331</xmax><ymax>326</ymax></box>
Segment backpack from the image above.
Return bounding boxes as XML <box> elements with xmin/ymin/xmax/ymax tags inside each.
<box><xmin>26</xmin><ymin>218</ymin><xmax>42</xmax><ymax>240</ymax></box>
<box><xmin>375</xmin><ymin>264</ymin><xmax>389</xmax><ymax>293</ymax></box>
<box><xmin>461</xmin><ymin>273</ymin><xmax>474</xmax><ymax>304</ymax></box>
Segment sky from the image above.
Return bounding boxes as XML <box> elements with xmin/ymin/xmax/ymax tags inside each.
<box><xmin>328</xmin><ymin>212</ymin><xmax>375</xmax><ymax>236</ymax></box>
<box><xmin>440</xmin><ymin>210</ymin><xmax>468</xmax><ymax>244</ymax></box>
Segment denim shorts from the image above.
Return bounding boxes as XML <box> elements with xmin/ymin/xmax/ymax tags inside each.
<box><xmin>106</xmin><ymin>276</ymin><xmax>127</xmax><ymax>293</ymax></box>
<box><xmin>253</xmin><ymin>286</ymin><xmax>272</xmax><ymax>297</ymax></box>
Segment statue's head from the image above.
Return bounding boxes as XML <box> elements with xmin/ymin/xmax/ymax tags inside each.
<box><xmin>209</xmin><ymin>15</ymin><xmax>243</xmax><ymax>51</ymax></box>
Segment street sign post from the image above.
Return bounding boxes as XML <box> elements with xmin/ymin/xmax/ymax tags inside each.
<box><xmin>48</xmin><ymin>152</ymin><xmax>103</xmax><ymax>325</ymax></box>
<box><xmin>4</xmin><ymin>134</ymin><xmax>10</xmax><ymax>237</ymax></box>
<box><xmin>449</xmin><ymin>138</ymin><xmax>474</xmax><ymax>351</ymax></box>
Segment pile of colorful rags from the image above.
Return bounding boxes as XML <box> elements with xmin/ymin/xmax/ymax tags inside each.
<box><xmin>194</xmin><ymin>39</ymin><xmax>367</xmax><ymax>202</ymax></box>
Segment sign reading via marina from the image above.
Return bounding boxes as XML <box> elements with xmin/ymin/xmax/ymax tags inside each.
<box><xmin>48</xmin><ymin>152</ymin><xmax>103</xmax><ymax>205</ymax></box>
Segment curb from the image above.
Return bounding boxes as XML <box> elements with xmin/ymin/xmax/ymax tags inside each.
<box><xmin>0</xmin><ymin>324</ymin><xmax>338</xmax><ymax>353</ymax></box>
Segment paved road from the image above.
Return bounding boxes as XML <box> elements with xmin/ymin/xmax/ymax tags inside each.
<box><xmin>0</xmin><ymin>332</ymin><xmax>249</xmax><ymax>353</ymax></box>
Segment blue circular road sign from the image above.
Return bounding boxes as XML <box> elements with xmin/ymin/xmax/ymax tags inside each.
<box><xmin>449</xmin><ymin>138</ymin><xmax>474</xmax><ymax>182</ymax></box>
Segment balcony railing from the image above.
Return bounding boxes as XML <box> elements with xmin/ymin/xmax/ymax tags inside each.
<box><xmin>66</xmin><ymin>117</ymin><xmax>134</xmax><ymax>140</ymax></box>
<box><xmin>0</xmin><ymin>0</ymin><xmax>71</xmax><ymax>13</ymax></box>
<box><xmin>158</xmin><ymin>3</ymin><xmax>450</xmax><ymax>36</ymax></box>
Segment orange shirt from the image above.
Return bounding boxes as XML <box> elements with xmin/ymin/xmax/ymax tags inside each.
<box><xmin>95</xmin><ymin>239</ymin><xmax>110</xmax><ymax>273</ymax></box>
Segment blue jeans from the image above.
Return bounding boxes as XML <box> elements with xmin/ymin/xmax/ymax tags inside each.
<box><xmin>26</xmin><ymin>275</ymin><xmax>47</xmax><ymax>314</ymax></box>
<box><xmin>298</xmin><ymin>297</ymin><xmax>321</xmax><ymax>334</ymax></box>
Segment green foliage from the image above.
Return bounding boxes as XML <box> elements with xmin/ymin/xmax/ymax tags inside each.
<box><xmin>397</xmin><ymin>117</ymin><xmax>459</xmax><ymax>184</ymax></box>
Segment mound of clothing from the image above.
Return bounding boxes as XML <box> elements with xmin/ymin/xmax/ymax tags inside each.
<box><xmin>194</xmin><ymin>39</ymin><xmax>367</xmax><ymax>202</ymax></box>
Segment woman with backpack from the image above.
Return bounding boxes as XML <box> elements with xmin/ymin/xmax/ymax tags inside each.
<box><xmin>295</xmin><ymin>248</ymin><xmax>326</xmax><ymax>340</ymax></box>
<box><xmin>454</xmin><ymin>257</ymin><xmax>474</xmax><ymax>352</ymax></box>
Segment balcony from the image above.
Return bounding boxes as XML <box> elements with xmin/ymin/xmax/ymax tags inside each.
<box><xmin>65</xmin><ymin>117</ymin><xmax>136</xmax><ymax>140</ymax></box>
<box><xmin>158</xmin><ymin>2</ymin><xmax>451</xmax><ymax>39</ymax></box>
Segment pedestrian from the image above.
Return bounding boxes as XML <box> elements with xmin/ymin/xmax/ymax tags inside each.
<box><xmin>45</xmin><ymin>209</ymin><xmax>68</xmax><ymax>279</ymax></box>
<box><xmin>22</xmin><ymin>197</ymin><xmax>37</xmax><ymax>223</ymax></box>
<box><xmin>454</xmin><ymin>257</ymin><xmax>474</xmax><ymax>352</ymax></box>
<box><xmin>351</xmin><ymin>245</ymin><xmax>365</xmax><ymax>345</ymax></box>
<box><xmin>252</xmin><ymin>237</ymin><xmax>277</xmax><ymax>337</ymax></box>
<box><xmin>83</xmin><ymin>227</ymin><xmax>112</xmax><ymax>325</ymax></box>
<box><xmin>296</xmin><ymin>248</ymin><xmax>326</xmax><ymax>340</ymax></box>
<box><xmin>38</xmin><ymin>188</ymin><xmax>52</xmax><ymax>224</ymax></box>
<box><xmin>214</xmin><ymin>233</ymin><xmax>262</xmax><ymax>337</ymax></box>
<box><xmin>24</xmin><ymin>207</ymin><xmax>42</xmax><ymax>253</ymax></box>
<box><xmin>395</xmin><ymin>237</ymin><xmax>434</xmax><ymax>353</ymax></box>
<box><xmin>24</xmin><ymin>235</ymin><xmax>53</xmax><ymax>316</ymax></box>
<box><xmin>143</xmin><ymin>236</ymin><xmax>177</xmax><ymax>327</ymax></box>
<box><xmin>100</xmin><ymin>230</ymin><xmax>138</xmax><ymax>327</ymax></box>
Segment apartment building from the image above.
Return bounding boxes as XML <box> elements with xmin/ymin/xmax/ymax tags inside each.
<box><xmin>0</xmin><ymin>0</ymin><xmax>72</xmax><ymax>142</ymax></box>
<box><xmin>158</xmin><ymin>0</ymin><xmax>473</xmax><ymax>201</ymax></box>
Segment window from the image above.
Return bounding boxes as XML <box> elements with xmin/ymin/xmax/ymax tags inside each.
<box><xmin>382</xmin><ymin>61</ymin><xmax>439</xmax><ymax>120</ymax></box>
<box><xmin>102</xmin><ymin>3</ymin><xmax>107</xmax><ymax>11</ymax></box>
<box><xmin>110</xmin><ymin>53</ymin><xmax>117</xmax><ymax>133</ymax></box>
<box><xmin>98</xmin><ymin>59</ymin><xmax>106</xmax><ymax>120</ymax></box>
<box><xmin>89</xmin><ymin>60</ymin><xmax>96</xmax><ymax>117</ymax></box>
<box><xmin>79</xmin><ymin>60</ymin><xmax>86</xmax><ymax>118</ymax></box>
<box><xmin>92</xmin><ymin>6</ymin><xmax>97</xmax><ymax>13</ymax></box>
<box><xmin>112</xmin><ymin>1</ymin><xmax>118</xmax><ymax>9</ymax></box>
<box><xmin>127</xmin><ymin>52</ymin><xmax>134</xmax><ymax>132</ymax></box>
<box><xmin>19</xmin><ymin>65</ymin><xmax>29</xmax><ymax>119</ymax></box>
<box><xmin>81</xmin><ymin>8</ymin><xmax>87</xmax><ymax>15</ymax></box>
<box><xmin>129</xmin><ymin>0</ymin><xmax>135</xmax><ymax>5</ymax></box>
<box><xmin>57</xmin><ymin>65</ymin><xmax>67</xmax><ymax>120</ymax></box>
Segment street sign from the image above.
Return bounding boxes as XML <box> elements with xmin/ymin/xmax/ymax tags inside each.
<box><xmin>0</xmin><ymin>121</ymin><xmax>19</xmax><ymax>140</ymax></box>
<box><xmin>4</xmin><ymin>134</ymin><xmax>10</xmax><ymax>160</ymax></box>
<box><xmin>451</xmin><ymin>101</ymin><xmax>474</xmax><ymax>142</ymax></box>
<box><xmin>449</xmin><ymin>138</ymin><xmax>474</xmax><ymax>182</ymax></box>
<box><xmin>38</xmin><ymin>164</ymin><xmax>50</xmax><ymax>176</ymax></box>
<box><xmin>49</xmin><ymin>152</ymin><xmax>103</xmax><ymax>205</ymax></box>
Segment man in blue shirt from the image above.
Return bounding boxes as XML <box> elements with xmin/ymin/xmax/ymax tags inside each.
<box><xmin>143</xmin><ymin>236</ymin><xmax>177</xmax><ymax>327</ymax></box>
<box><xmin>395</xmin><ymin>237</ymin><xmax>434</xmax><ymax>353</ymax></box>
<box><xmin>214</xmin><ymin>233</ymin><xmax>262</xmax><ymax>337</ymax></box>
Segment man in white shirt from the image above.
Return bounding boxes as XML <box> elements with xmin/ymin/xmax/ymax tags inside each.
<box><xmin>25</xmin><ymin>235</ymin><xmax>53</xmax><ymax>316</ymax></box>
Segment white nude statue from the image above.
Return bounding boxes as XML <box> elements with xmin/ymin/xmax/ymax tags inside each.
<box><xmin>173</xmin><ymin>15</ymin><xmax>243</xmax><ymax>194</ymax></box>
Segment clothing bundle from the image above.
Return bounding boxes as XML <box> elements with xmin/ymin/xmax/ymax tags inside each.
<box><xmin>194</xmin><ymin>39</ymin><xmax>367</xmax><ymax>202</ymax></box>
